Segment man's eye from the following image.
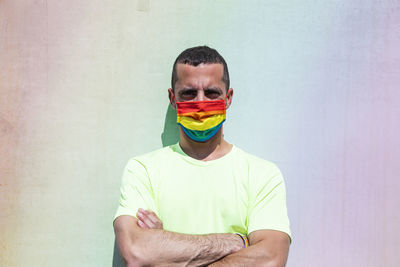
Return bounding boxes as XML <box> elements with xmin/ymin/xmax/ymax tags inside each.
<box><xmin>182</xmin><ymin>91</ymin><xmax>196</xmax><ymax>95</ymax></box>
<box><xmin>205</xmin><ymin>91</ymin><xmax>221</xmax><ymax>99</ymax></box>
<box><xmin>180</xmin><ymin>90</ymin><xmax>197</xmax><ymax>100</ymax></box>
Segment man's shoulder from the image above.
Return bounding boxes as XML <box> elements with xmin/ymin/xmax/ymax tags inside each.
<box><xmin>233</xmin><ymin>146</ymin><xmax>285</xmax><ymax>187</ymax></box>
<box><xmin>125</xmin><ymin>144</ymin><xmax>178</xmax><ymax>166</ymax></box>
<box><xmin>233</xmin><ymin>146</ymin><xmax>280</xmax><ymax>171</ymax></box>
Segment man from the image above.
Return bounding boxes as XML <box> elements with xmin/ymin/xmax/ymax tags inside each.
<box><xmin>113</xmin><ymin>46</ymin><xmax>291</xmax><ymax>267</ymax></box>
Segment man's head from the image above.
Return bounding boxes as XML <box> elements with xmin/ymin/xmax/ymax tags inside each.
<box><xmin>171</xmin><ymin>46</ymin><xmax>230</xmax><ymax>93</ymax></box>
<box><xmin>169</xmin><ymin>46</ymin><xmax>233</xmax><ymax>143</ymax></box>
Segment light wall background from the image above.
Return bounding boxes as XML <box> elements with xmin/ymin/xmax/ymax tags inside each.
<box><xmin>1</xmin><ymin>0</ymin><xmax>399</xmax><ymax>266</ymax></box>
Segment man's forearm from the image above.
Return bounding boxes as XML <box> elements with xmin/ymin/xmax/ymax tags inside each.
<box><xmin>208</xmin><ymin>240</ymin><xmax>285</xmax><ymax>267</ymax></box>
<box><xmin>127</xmin><ymin>229</ymin><xmax>243</xmax><ymax>266</ymax></box>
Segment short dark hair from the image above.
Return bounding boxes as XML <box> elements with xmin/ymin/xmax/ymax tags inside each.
<box><xmin>171</xmin><ymin>46</ymin><xmax>230</xmax><ymax>92</ymax></box>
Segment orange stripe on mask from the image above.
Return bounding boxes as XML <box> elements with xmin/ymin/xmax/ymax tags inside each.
<box><xmin>178</xmin><ymin>110</ymin><xmax>225</xmax><ymax>121</ymax></box>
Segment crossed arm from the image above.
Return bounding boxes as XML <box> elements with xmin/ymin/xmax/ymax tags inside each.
<box><xmin>114</xmin><ymin>209</ymin><xmax>290</xmax><ymax>267</ymax></box>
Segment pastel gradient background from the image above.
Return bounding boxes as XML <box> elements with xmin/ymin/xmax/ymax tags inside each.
<box><xmin>1</xmin><ymin>0</ymin><xmax>399</xmax><ymax>266</ymax></box>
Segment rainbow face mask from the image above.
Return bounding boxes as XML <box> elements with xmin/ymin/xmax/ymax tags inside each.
<box><xmin>175</xmin><ymin>95</ymin><xmax>227</xmax><ymax>142</ymax></box>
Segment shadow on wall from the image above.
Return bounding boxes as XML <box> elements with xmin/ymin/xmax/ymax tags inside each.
<box><xmin>112</xmin><ymin>240</ymin><xmax>124</xmax><ymax>267</ymax></box>
<box><xmin>112</xmin><ymin>104</ymin><xmax>179</xmax><ymax>266</ymax></box>
<box><xmin>161</xmin><ymin>104</ymin><xmax>179</xmax><ymax>147</ymax></box>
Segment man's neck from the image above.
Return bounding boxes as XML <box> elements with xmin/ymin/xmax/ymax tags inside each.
<box><xmin>178</xmin><ymin>128</ymin><xmax>233</xmax><ymax>161</ymax></box>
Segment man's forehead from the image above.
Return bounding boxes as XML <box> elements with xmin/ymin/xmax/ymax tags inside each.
<box><xmin>176</xmin><ymin>63</ymin><xmax>224</xmax><ymax>82</ymax></box>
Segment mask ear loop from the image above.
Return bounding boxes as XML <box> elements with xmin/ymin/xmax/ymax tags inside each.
<box><xmin>224</xmin><ymin>88</ymin><xmax>231</xmax><ymax>101</ymax></box>
<box><xmin>172</xmin><ymin>90</ymin><xmax>179</xmax><ymax>106</ymax></box>
<box><xmin>223</xmin><ymin>88</ymin><xmax>230</xmax><ymax>106</ymax></box>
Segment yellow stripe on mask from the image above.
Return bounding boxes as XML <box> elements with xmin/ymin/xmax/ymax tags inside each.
<box><xmin>177</xmin><ymin>114</ymin><xmax>226</xmax><ymax>131</ymax></box>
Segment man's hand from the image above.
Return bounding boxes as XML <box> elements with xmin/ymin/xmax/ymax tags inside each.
<box><xmin>136</xmin><ymin>208</ymin><xmax>163</xmax><ymax>229</ymax></box>
<box><xmin>208</xmin><ymin>230</ymin><xmax>290</xmax><ymax>266</ymax></box>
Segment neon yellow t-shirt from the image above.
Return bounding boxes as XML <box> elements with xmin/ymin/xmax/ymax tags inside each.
<box><xmin>114</xmin><ymin>143</ymin><xmax>291</xmax><ymax>242</ymax></box>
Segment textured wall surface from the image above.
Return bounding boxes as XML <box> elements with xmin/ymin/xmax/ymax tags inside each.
<box><xmin>1</xmin><ymin>0</ymin><xmax>399</xmax><ymax>266</ymax></box>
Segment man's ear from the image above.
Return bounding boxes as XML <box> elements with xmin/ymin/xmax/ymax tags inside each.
<box><xmin>226</xmin><ymin>88</ymin><xmax>233</xmax><ymax>109</ymax></box>
<box><xmin>168</xmin><ymin>88</ymin><xmax>177</xmax><ymax>110</ymax></box>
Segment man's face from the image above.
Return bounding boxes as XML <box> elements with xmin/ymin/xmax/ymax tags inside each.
<box><xmin>169</xmin><ymin>63</ymin><xmax>231</xmax><ymax>106</ymax></box>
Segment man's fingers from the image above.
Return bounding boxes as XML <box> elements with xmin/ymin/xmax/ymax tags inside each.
<box><xmin>145</xmin><ymin>210</ymin><xmax>163</xmax><ymax>229</ymax></box>
<box><xmin>136</xmin><ymin>208</ymin><xmax>163</xmax><ymax>229</ymax></box>
<box><xmin>136</xmin><ymin>209</ymin><xmax>155</xmax><ymax>228</ymax></box>
<box><xmin>137</xmin><ymin>219</ymin><xmax>149</xmax><ymax>229</ymax></box>
<box><xmin>139</xmin><ymin>209</ymin><xmax>159</xmax><ymax>225</ymax></box>
<box><xmin>145</xmin><ymin>210</ymin><xmax>162</xmax><ymax>225</ymax></box>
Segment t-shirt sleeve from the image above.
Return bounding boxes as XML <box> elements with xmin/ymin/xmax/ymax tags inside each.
<box><xmin>113</xmin><ymin>158</ymin><xmax>157</xmax><ymax>222</ymax></box>
<box><xmin>247</xmin><ymin>163</ymin><xmax>292</xmax><ymax>243</ymax></box>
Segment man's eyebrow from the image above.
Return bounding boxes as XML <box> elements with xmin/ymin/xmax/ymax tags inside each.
<box><xmin>205</xmin><ymin>87</ymin><xmax>223</xmax><ymax>92</ymax></box>
<box><xmin>180</xmin><ymin>87</ymin><xmax>197</xmax><ymax>92</ymax></box>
